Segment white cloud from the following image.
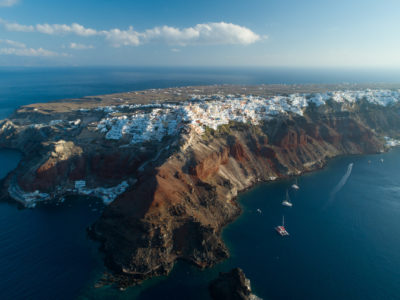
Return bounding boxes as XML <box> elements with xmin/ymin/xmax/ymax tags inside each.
<box><xmin>0</xmin><ymin>19</ymin><xmax>261</xmax><ymax>47</ymax></box>
<box><xmin>171</xmin><ymin>48</ymin><xmax>181</xmax><ymax>52</ymax></box>
<box><xmin>0</xmin><ymin>19</ymin><xmax>97</xmax><ymax>35</ymax></box>
<box><xmin>0</xmin><ymin>39</ymin><xmax>26</xmax><ymax>48</ymax></box>
<box><xmin>143</xmin><ymin>22</ymin><xmax>261</xmax><ymax>46</ymax></box>
<box><xmin>36</xmin><ymin>23</ymin><xmax>97</xmax><ymax>36</ymax></box>
<box><xmin>0</xmin><ymin>18</ymin><xmax>33</xmax><ymax>31</ymax></box>
<box><xmin>0</xmin><ymin>47</ymin><xmax>60</xmax><ymax>56</ymax></box>
<box><xmin>0</xmin><ymin>0</ymin><xmax>19</xmax><ymax>7</ymax></box>
<box><xmin>105</xmin><ymin>22</ymin><xmax>261</xmax><ymax>47</ymax></box>
<box><xmin>0</xmin><ymin>39</ymin><xmax>65</xmax><ymax>56</ymax></box>
<box><xmin>69</xmin><ymin>42</ymin><xmax>94</xmax><ymax>50</ymax></box>
<box><xmin>102</xmin><ymin>26</ymin><xmax>140</xmax><ymax>47</ymax></box>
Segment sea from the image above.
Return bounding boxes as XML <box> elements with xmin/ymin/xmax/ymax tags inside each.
<box><xmin>0</xmin><ymin>67</ymin><xmax>400</xmax><ymax>300</ymax></box>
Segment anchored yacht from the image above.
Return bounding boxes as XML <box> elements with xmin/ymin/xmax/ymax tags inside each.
<box><xmin>292</xmin><ymin>178</ymin><xmax>300</xmax><ymax>190</ymax></box>
<box><xmin>282</xmin><ymin>189</ymin><xmax>293</xmax><ymax>207</ymax></box>
<box><xmin>275</xmin><ymin>216</ymin><xmax>289</xmax><ymax>236</ymax></box>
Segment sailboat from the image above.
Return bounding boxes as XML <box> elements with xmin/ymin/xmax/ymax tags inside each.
<box><xmin>282</xmin><ymin>189</ymin><xmax>293</xmax><ymax>207</ymax></box>
<box><xmin>275</xmin><ymin>215</ymin><xmax>289</xmax><ymax>236</ymax></box>
<box><xmin>292</xmin><ymin>178</ymin><xmax>300</xmax><ymax>190</ymax></box>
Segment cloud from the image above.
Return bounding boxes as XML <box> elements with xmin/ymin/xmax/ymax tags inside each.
<box><xmin>143</xmin><ymin>23</ymin><xmax>261</xmax><ymax>46</ymax></box>
<box><xmin>102</xmin><ymin>27</ymin><xmax>140</xmax><ymax>46</ymax></box>
<box><xmin>0</xmin><ymin>39</ymin><xmax>65</xmax><ymax>56</ymax></box>
<box><xmin>36</xmin><ymin>23</ymin><xmax>97</xmax><ymax>36</ymax></box>
<box><xmin>0</xmin><ymin>0</ymin><xmax>19</xmax><ymax>7</ymax></box>
<box><xmin>0</xmin><ymin>18</ymin><xmax>33</xmax><ymax>31</ymax></box>
<box><xmin>69</xmin><ymin>42</ymin><xmax>94</xmax><ymax>50</ymax></box>
<box><xmin>0</xmin><ymin>39</ymin><xmax>26</xmax><ymax>48</ymax></box>
<box><xmin>0</xmin><ymin>19</ymin><xmax>261</xmax><ymax>47</ymax></box>
<box><xmin>0</xmin><ymin>47</ymin><xmax>60</xmax><ymax>56</ymax></box>
<box><xmin>171</xmin><ymin>48</ymin><xmax>181</xmax><ymax>52</ymax></box>
<box><xmin>0</xmin><ymin>19</ymin><xmax>97</xmax><ymax>35</ymax></box>
<box><xmin>105</xmin><ymin>22</ymin><xmax>261</xmax><ymax>47</ymax></box>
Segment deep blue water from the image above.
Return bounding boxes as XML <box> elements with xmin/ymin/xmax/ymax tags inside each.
<box><xmin>0</xmin><ymin>148</ymin><xmax>104</xmax><ymax>299</ymax></box>
<box><xmin>0</xmin><ymin>67</ymin><xmax>400</xmax><ymax>300</ymax></box>
<box><xmin>81</xmin><ymin>151</ymin><xmax>400</xmax><ymax>300</ymax></box>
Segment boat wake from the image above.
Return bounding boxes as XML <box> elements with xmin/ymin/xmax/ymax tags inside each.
<box><xmin>324</xmin><ymin>163</ymin><xmax>354</xmax><ymax>209</ymax></box>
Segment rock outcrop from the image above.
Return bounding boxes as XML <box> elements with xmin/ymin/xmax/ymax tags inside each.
<box><xmin>209</xmin><ymin>268</ymin><xmax>261</xmax><ymax>300</ymax></box>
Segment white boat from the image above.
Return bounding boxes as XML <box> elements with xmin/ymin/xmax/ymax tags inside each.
<box><xmin>282</xmin><ymin>189</ymin><xmax>293</xmax><ymax>207</ymax></box>
<box><xmin>291</xmin><ymin>178</ymin><xmax>300</xmax><ymax>190</ymax></box>
<box><xmin>256</xmin><ymin>208</ymin><xmax>262</xmax><ymax>214</ymax></box>
<box><xmin>275</xmin><ymin>215</ymin><xmax>289</xmax><ymax>236</ymax></box>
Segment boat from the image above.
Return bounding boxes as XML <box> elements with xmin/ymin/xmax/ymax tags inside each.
<box><xmin>275</xmin><ymin>216</ymin><xmax>289</xmax><ymax>236</ymax></box>
<box><xmin>282</xmin><ymin>189</ymin><xmax>293</xmax><ymax>207</ymax></box>
<box><xmin>291</xmin><ymin>178</ymin><xmax>300</xmax><ymax>190</ymax></box>
<box><xmin>380</xmin><ymin>158</ymin><xmax>384</xmax><ymax>163</ymax></box>
<box><xmin>256</xmin><ymin>208</ymin><xmax>262</xmax><ymax>214</ymax></box>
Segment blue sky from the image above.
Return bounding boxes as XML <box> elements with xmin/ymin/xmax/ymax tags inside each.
<box><xmin>0</xmin><ymin>0</ymin><xmax>399</xmax><ymax>67</ymax></box>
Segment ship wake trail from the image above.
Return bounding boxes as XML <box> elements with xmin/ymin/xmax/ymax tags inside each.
<box><xmin>323</xmin><ymin>163</ymin><xmax>354</xmax><ymax>209</ymax></box>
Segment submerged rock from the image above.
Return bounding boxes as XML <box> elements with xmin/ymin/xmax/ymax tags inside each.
<box><xmin>209</xmin><ymin>268</ymin><xmax>262</xmax><ymax>300</ymax></box>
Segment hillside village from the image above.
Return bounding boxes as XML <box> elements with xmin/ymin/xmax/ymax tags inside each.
<box><xmin>95</xmin><ymin>89</ymin><xmax>400</xmax><ymax>144</ymax></box>
<box><xmin>7</xmin><ymin>88</ymin><xmax>400</xmax><ymax>207</ymax></box>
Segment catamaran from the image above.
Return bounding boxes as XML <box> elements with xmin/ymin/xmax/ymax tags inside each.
<box><xmin>275</xmin><ymin>215</ymin><xmax>289</xmax><ymax>236</ymax></box>
<box><xmin>282</xmin><ymin>189</ymin><xmax>293</xmax><ymax>207</ymax></box>
<box><xmin>292</xmin><ymin>178</ymin><xmax>300</xmax><ymax>190</ymax></box>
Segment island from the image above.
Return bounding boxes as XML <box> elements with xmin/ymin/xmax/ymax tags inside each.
<box><xmin>1</xmin><ymin>84</ymin><xmax>400</xmax><ymax>288</ymax></box>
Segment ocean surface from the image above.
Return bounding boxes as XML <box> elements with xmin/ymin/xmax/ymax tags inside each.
<box><xmin>0</xmin><ymin>67</ymin><xmax>400</xmax><ymax>300</ymax></box>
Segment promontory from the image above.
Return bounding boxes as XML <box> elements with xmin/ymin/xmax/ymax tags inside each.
<box><xmin>1</xmin><ymin>84</ymin><xmax>400</xmax><ymax>287</ymax></box>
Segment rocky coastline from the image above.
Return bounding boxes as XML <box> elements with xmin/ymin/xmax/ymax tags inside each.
<box><xmin>1</xmin><ymin>84</ymin><xmax>400</xmax><ymax>288</ymax></box>
<box><xmin>209</xmin><ymin>268</ymin><xmax>261</xmax><ymax>300</ymax></box>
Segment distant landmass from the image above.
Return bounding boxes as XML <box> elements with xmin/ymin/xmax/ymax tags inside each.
<box><xmin>1</xmin><ymin>84</ymin><xmax>400</xmax><ymax>288</ymax></box>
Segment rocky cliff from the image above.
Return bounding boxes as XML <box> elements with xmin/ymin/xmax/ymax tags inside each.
<box><xmin>1</xmin><ymin>85</ymin><xmax>400</xmax><ymax>288</ymax></box>
<box><xmin>89</xmin><ymin>109</ymin><xmax>400</xmax><ymax>287</ymax></box>
<box><xmin>209</xmin><ymin>268</ymin><xmax>261</xmax><ymax>300</ymax></box>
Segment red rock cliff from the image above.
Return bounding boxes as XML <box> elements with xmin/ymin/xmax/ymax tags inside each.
<box><xmin>90</xmin><ymin>110</ymin><xmax>400</xmax><ymax>287</ymax></box>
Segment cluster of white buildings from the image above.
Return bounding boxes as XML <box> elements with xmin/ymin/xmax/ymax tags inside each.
<box><xmin>73</xmin><ymin>180</ymin><xmax>129</xmax><ymax>205</ymax></box>
<box><xmin>384</xmin><ymin>136</ymin><xmax>400</xmax><ymax>147</ymax></box>
<box><xmin>8</xmin><ymin>185</ymin><xmax>51</xmax><ymax>208</ymax></box>
<box><xmin>31</xmin><ymin>119</ymin><xmax>81</xmax><ymax>130</ymax></box>
<box><xmin>93</xmin><ymin>89</ymin><xmax>400</xmax><ymax>144</ymax></box>
<box><xmin>8</xmin><ymin>178</ymin><xmax>129</xmax><ymax>208</ymax></box>
<box><xmin>97</xmin><ymin>107</ymin><xmax>183</xmax><ymax>143</ymax></box>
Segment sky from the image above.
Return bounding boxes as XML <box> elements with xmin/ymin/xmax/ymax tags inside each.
<box><xmin>0</xmin><ymin>0</ymin><xmax>400</xmax><ymax>67</ymax></box>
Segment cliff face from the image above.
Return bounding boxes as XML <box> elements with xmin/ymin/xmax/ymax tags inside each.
<box><xmin>209</xmin><ymin>268</ymin><xmax>261</xmax><ymax>300</ymax></box>
<box><xmin>1</xmin><ymin>87</ymin><xmax>400</xmax><ymax>287</ymax></box>
<box><xmin>90</xmin><ymin>108</ymin><xmax>400</xmax><ymax>287</ymax></box>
